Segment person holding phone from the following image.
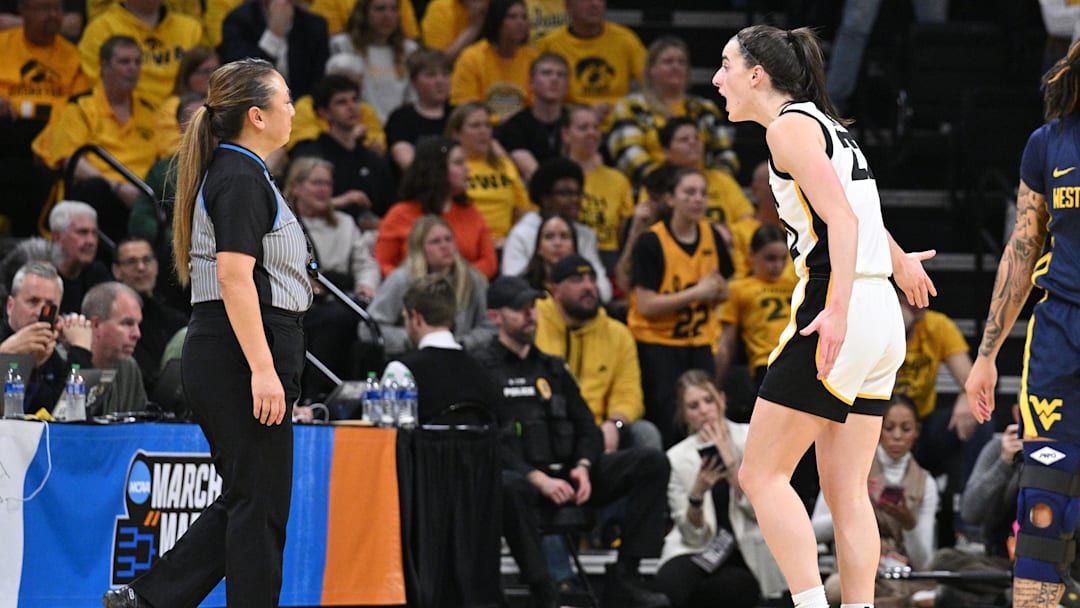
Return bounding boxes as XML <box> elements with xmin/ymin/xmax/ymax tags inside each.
<box><xmin>104</xmin><ymin>58</ymin><xmax>313</xmax><ymax>608</ymax></box>
<box><xmin>1</xmin><ymin>260</ymin><xmax>95</xmax><ymax>415</ymax></box>
<box><xmin>811</xmin><ymin>396</ymin><xmax>938</xmax><ymax>606</ymax></box>
<box><xmin>656</xmin><ymin>370</ymin><xmax>786</xmax><ymax>607</ymax></box>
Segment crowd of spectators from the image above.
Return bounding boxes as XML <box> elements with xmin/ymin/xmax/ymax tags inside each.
<box><xmin>0</xmin><ymin>0</ymin><xmax>1045</xmax><ymax>606</ymax></box>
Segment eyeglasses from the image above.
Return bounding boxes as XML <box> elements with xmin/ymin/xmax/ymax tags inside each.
<box><xmin>117</xmin><ymin>255</ymin><xmax>156</xmax><ymax>267</ymax></box>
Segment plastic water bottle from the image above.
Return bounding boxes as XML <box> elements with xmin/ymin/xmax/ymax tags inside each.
<box><xmin>380</xmin><ymin>373</ymin><xmax>400</xmax><ymax>427</ymax></box>
<box><xmin>361</xmin><ymin>372</ymin><xmax>382</xmax><ymax>424</ymax></box>
<box><xmin>398</xmin><ymin>373</ymin><xmax>417</xmax><ymax>429</ymax></box>
<box><xmin>4</xmin><ymin>362</ymin><xmax>25</xmax><ymax>419</ymax></box>
<box><xmin>64</xmin><ymin>364</ymin><xmax>87</xmax><ymax>421</ymax></box>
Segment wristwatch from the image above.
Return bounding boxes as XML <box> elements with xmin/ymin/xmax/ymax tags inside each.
<box><xmin>688</xmin><ymin>494</ymin><xmax>704</xmax><ymax>508</ymax></box>
<box><xmin>607</xmin><ymin>419</ymin><xmax>625</xmax><ymax>431</ymax></box>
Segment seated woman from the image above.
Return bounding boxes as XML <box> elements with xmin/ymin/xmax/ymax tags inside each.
<box><xmin>520</xmin><ymin>212</ymin><xmax>576</xmax><ymax>292</ymax></box>
<box><xmin>450</xmin><ymin>0</ymin><xmax>537</xmax><ymax>122</ymax></box>
<box><xmin>284</xmin><ymin>157</ymin><xmax>381</xmax><ymax>399</ymax></box>
<box><xmin>328</xmin><ymin>0</ymin><xmax>419</xmax><ymax>123</ymax></box>
<box><xmin>374</xmin><ymin>136</ymin><xmax>498</xmax><ymax>278</ymax></box>
<box><xmin>811</xmin><ymin>396</ymin><xmax>939</xmax><ymax>607</ymax></box>
<box><xmin>369</xmin><ymin>215</ymin><xmax>495</xmax><ymax>356</ymax></box>
<box><xmin>446</xmin><ymin>102</ymin><xmax>533</xmax><ymax>247</ymax></box>
<box><xmin>657</xmin><ymin>370</ymin><xmax>784</xmax><ymax>607</ymax></box>
<box><xmin>501</xmin><ymin>157</ymin><xmax>612</xmax><ymax>302</ymax></box>
<box><xmin>608</xmin><ymin>36</ymin><xmax>738</xmax><ymax>185</ymax></box>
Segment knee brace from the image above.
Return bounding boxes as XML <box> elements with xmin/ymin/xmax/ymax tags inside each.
<box><xmin>1015</xmin><ymin>441</ymin><xmax>1080</xmax><ymax>584</ymax></box>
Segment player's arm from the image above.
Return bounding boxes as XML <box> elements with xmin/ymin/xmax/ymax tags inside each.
<box><xmin>976</xmin><ymin>180</ymin><xmax>1048</xmax><ymax>360</ymax></box>
<box><xmin>965</xmin><ymin>180</ymin><xmax>1049</xmax><ymax>422</ymax></box>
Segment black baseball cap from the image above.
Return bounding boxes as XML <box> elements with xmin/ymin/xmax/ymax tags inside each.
<box><xmin>549</xmin><ymin>254</ymin><xmax>595</xmax><ymax>284</ymax></box>
<box><xmin>487</xmin><ymin>276</ymin><xmax>546</xmax><ymax>309</ymax></box>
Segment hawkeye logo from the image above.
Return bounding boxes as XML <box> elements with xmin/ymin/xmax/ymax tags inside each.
<box><xmin>1053</xmin><ymin>166</ymin><xmax>1076</xmax><ymax>178</ymax></box>
<box><xmin>1029</xmin><ymin>395</ymin><xmax>1063</xmax><ymax>431</ymax></box>
<box><xmin>110</xmin><ymin>450</ymin><xmax>222</xmax><ymax>585</ymax></box>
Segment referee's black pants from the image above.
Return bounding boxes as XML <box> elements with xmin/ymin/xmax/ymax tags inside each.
<box><xmin>132</xmin><ymin>303</ymin><xmax>304</xmax><ymax>608</ymax></box>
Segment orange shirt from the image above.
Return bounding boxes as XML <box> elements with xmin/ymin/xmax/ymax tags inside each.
<box><xmin>373</xmin><ymin>200</ymin><xmax>498</xmax><ymax>278</ymax></box>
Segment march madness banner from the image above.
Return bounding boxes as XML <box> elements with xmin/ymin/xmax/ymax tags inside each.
<box><xmin>3</xmin><ymin>420</ymin><xmax>404</xmax><ymax>607</ymax></box>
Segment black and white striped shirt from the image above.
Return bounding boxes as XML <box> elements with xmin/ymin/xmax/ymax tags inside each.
<box><xmin>189</xmin><ymin>144</ymin><xmax>313</xmax><ymax>312</ymax></box>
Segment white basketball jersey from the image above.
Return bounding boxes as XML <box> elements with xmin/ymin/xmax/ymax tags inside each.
<box><xmin>768</xmin><ymin>101</ymin><xmax>892</xmax><ymax>280</ymax></box>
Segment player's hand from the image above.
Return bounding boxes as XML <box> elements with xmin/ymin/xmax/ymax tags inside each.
<box><xmin>800</xmin><ymin>305</ymin><xmax>847</xmax><ymax>380</ymax></box>
<box><xmin>252</xmin><ymin>367</ymin><xmax>286</xmax><ymax>426</ymax></box>
<box><xmin>893</xmin><ymin>249</ymin><xmax>937</xmax><ymax>308</ymax></box>
<box><xmin>964</xmin><ymin>357</ymin><xmax>997</xmax><ymax>424</ymax></box>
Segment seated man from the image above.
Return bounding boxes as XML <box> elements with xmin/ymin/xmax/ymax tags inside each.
<box><xmin>291</xmin><ymin>74</ymin><xmax>396</xmax><ymax>219</ymax></box>
<box><xmin>33</xmin><ymin>36</ymin><xmax>169</xmax><ymax>241</ymax></box>
<box><xmin>82</xmin><ymin>281</ymin><xmax>148</xmax><ymax>416</ymax></box>
<box><xmin>111</xmin><ymin>237</ymin><xmax>187</xmax><ymax>392</ymax></box>
<box><xmin>473</xmin><ymin>275</ymin><xmax>671</xmax><ymax>608</ymax></box>
<box><xmin>0</xmin><ymin>0</ymin><xmax>87</xmax><ymax>236</ymax></box>
<box><xmin>0</xmin><ymin>261</ymin><xmax>93</xmax><ymax>415</ymax></box>
<box><xmin>385</xmin><ymin>48</ymin><xmax>453</xmax><ymax>173</ymax></box>
<box><xmin>500</xmin><ymin>157</ymin><xmax>612</xmax><ymax>302</ymax></box>
<box><xmin>382</xmin><ymin>273</ymin><xmax>501</xmax><ymax>423</ymax></box>
<box><xmin>535</xmin><ymin>254</ymin><xmax>661</xmax><ymax>452</ymax></box>
<box><xmin>49</xmin><ymin>201</ymin><xmax>111</xmax><ymax>314</ymax></box>
<box><xmin>495</xmin><ymin>52</ymin><xmax>570</xmax><ymax>183</ymax></box>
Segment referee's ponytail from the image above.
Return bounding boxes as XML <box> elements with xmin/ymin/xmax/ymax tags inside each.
<box><xmin>172</xmin><ymin>58</ymin><xmax>278</xmax><ymax>285</ymax></box>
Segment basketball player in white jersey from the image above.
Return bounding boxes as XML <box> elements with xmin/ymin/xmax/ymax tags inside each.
<box><xmin>712</xmin><ymin>25</ymin><xmax>937</xmax><ymax>608</ymax></box>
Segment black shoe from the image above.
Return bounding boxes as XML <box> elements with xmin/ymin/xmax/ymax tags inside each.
<box><xmin>102</xmin><ymin>587</ymin><xmax>152</xmax><ymax>608</ymax></box>
<box><xmin>601</xmin><ymin>564</ymin><xmax>670</xmax><ymax>608</ymax></box>
<box><xmin>528</xmin><ymin>579</ymin><xmax>559</xmax><ymax>608</ymax></box>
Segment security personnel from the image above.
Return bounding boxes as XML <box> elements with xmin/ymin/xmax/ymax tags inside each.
<box><xmin>474</xmin><ymin>275</ymin><xmax>671</xmax><ymax>608</ymax></box>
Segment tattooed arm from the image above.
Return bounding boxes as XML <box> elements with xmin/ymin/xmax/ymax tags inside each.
<box><xmin>964</xmin><ymin>180</ymin><xmax>1049</xmax><ymax>423</ymax></box>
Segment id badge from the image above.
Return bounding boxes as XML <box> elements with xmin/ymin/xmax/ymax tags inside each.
<box><xmin>690</xmin><ymin>527</ymin><xmax>736</xmax><ymax>573</ymax></box>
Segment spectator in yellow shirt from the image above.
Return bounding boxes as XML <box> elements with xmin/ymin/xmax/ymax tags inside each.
<box><xmin>154</xmin><ymin>45</ymin><xmax>219</xmax><ymax>154</ymax></box>
<box><xmin>535</xmin><ymin>0</ymin><xmax>645</xmax><ymax>125</ymax></box>
<box><xmin>311</xmin><ymin>0</ymin><xmax>418</xmax><ymax>39</ymax></box>
<box><xmin>562</xmin><ymin>104</ymin><xmax>633</xmax><ymax>277</ymax></box>
<box><xmin>0</xmin><ymin>0</ymin><xmax>87</xmax><ymax>236</ymax></box>
<box><xmin>450</xmin><ymin>0</ymin><xmax>537</xmax><ymax>123</ymax></box>
<box><xmin>420</xmin><ymin>0</ymin><xmax>487</xmax><ymax>62</ymax></box>
<box><xmin>659</xmin><ymin>117</ymin><xmax>753</xmax><ymax>230</ymax></box>
<box><xmin>78</xmin><ymin>0</ymin><xmax>203</xmax><ymax>107</ymax></box>
<box><xmin>524</xmin><ymin>0</ymin><xmax>565</xmax><ymax>42</ymax></box>
<box><xmin>446</xmin><ymin>101</ymin><xmax>532</xmax><ymax>245</ymax></box>
<box><xmin>33</xmin><ymin>36</ymin><xmax>169</xmax><ymax>242</ymax></box>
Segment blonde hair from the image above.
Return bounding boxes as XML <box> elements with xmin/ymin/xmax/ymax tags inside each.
<box><xmin>284</xmin><ymin>157</ymin><xmax>338</xmax><ymax>226</ymax></box>
<box><xmin>172</xmin><ymin>58</ymin><xmax>278</xmax><ymax>285</ymax></box>
<box><xmin>673</xmin><ymin>369</ymin><xmax>724</xmax><ymax>435</ymax></box>
<box><xmin>404</xmin><ymin>216</ymin><xmax>473</xmax><ymax>311</ymax></box>
<box><xmin>446</xmin><ymin>102</ymin><xmax>500</xmax><ymax>168</ymax></box>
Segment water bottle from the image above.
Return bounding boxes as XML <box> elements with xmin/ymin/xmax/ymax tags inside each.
<box><xmin>65</xmin><ymin>364</ymin><xmax>87</xmax><ymax>422</ymax></box>
<box><xmin>380</xmin><ymin>373</ymin><xmax>400</xmax><ymax>427</ymax></box>
<box><xmin>361</xmin><ymin>372</ymin><xmax>382</xmax><ymax>424</ymax></box>
<box><xmin>398</xmin><ymin>373</ymin><xmax>418</xmax><ymax>429</ymax></box>
<box><xmin>4</xmin><ymin>363</ymin><xmax>25</xmax><ymax>419</ymax></box>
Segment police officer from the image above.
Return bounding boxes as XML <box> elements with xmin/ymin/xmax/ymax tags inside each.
<box><xmin>474</xmin><ymin>275</ymin><xmax>671</xmax><ymax>608</ymax></box>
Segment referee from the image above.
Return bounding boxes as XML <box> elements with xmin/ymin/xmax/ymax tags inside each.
<box><xmin>104</xmin><ymin>58</ymin><xmax>313</xmax><ymax>608</ymax></box>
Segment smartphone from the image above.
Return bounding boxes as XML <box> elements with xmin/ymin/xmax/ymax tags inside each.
<box><xmin>38</xmin><ymin>302</ymin><xmax>58</xmax><ymax>326</ymax></box>
<box><xmin>697</xmin><ymin>442</ymin><xmax>725</xmax><ymax>471</ymax></box>
<box><xmin>877</xmin><ymin>485</ymin><xmax>905</xmax><ymax>507</ymax></box>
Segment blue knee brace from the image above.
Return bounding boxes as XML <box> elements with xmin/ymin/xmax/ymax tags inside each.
<box><xmin>1015</xmin><ymin>441</ymin><xmax>1080</xmax><ymax>584</ymax></box>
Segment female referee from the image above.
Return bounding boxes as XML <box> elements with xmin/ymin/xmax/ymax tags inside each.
<box><xmin>712</xmin><ymin>25</ymin><xmax>935</xmax><ymax>608</ymax></box>
<box><xmin>104</xmin><ymin>58</ymin><xmax>312</xmax><ymax>608</ymax></box>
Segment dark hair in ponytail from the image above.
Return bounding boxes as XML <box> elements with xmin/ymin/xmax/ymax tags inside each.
<box><xmin>733</xmin><ymin>25</ymin><xmax>850</xmax><ymax>126</ymax></box>
<box><xmin>1043</xmin><ymin>40</ymin><xmax>1080</xmax><ymax>121</ymax></box>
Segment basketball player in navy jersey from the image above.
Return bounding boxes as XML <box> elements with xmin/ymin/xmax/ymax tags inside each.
<box><xmin>966</xmin><ymin>40</ymin><xmax>1080</xmax><ymax>608</ymax></box>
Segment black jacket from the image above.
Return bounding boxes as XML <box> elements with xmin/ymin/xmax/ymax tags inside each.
<box><xmin>472</xmin><ymin>337</ymin><xmax>602</xmax><ymax>476</ymax></box>
<box><xmin>218</xmin><ymin>3</ymin><xmax>329</xmax><ymax>99</ymax></box>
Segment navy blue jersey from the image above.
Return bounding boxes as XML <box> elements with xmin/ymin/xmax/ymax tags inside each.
<box><xmin>1020</xmin><ymin>116</ymin><xmax>1080</xmax><ymax>306</ymax></box>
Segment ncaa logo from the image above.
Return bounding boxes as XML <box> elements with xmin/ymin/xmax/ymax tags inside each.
<box><xmin>127</xmin><ymin>460</ymin><xmax>152</xmax><ymax>505</ymax></box>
